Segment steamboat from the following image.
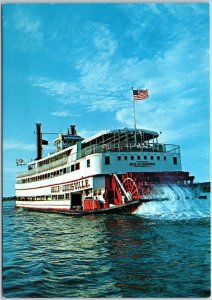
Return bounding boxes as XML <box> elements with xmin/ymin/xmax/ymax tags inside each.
<box><xmin>15</xmin><ymin>123</ymin><xmax>194</xmax><ymax>215</ymax></box>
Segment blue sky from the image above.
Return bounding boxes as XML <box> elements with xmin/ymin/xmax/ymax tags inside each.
<box><xmin>2</xmin><ymin>3</ymin><xmax>210</xmax><ymax>196</ymax></box>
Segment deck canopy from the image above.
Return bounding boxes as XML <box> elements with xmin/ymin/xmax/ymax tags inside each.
<box><xmin>81</xmin><ymin>128</ymin><xmax>159</xmax><ymax>148</ymax></box>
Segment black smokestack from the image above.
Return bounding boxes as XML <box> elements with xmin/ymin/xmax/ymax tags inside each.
<box><xmin>70</xmin><ymin>125</ymin><xmax>76</xmax><ymax>135</ymax></box>
<box><xmin>36</xmin><ymin>123</ymin><xmax>42</xmax><ymax>160</ymax></box>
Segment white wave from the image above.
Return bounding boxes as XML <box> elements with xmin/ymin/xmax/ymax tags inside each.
<box><xmin>134</xmin><ymin>184</ymin><xmax>210</xmax><ymax>220</ymax></box>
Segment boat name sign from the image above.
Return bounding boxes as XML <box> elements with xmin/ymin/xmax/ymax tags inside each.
<box><xmin>130</xmin><ymin>161</ymin><xmax>155</xmax><ymax>167</ymax></box>
<box><xmin>51</xmin><ymin>178</ymin><xmax>91</xmax><ymax>193</ymax></box>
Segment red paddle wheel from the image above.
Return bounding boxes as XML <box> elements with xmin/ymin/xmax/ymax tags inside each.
<box><xmin>121</xmin><ymin>172</ymin><xmax>152</xmax><ymax>198</ymax></box>
<box><xmin>108</xmin><ymin>172</ymin><xmax>152</xmax><ymax>206</ymax></box>
<box><xmin>122</xmin><ymin>177</ymin><xmax>140</xmax><ymax>199</ymax></box>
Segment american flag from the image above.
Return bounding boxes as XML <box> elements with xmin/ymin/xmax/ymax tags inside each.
<box><xmin>133</xmin><ymin>89</ymin><xmax>148</xmax><ymax>100</ymax></box>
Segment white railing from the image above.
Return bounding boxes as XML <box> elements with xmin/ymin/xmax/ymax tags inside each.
<box><xmin>78</xmin><ymin>142</ymin><xmax>180</xmax><ymax>158</ymax></box>
<box><xmin>17</xmin><ymin>156</ymin><xmax>69</xmax><ymax>178</ymax></box>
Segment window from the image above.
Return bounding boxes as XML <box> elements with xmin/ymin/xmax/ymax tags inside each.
<box><xmin>117</xmin><ymin>156</ymin><xmax>121</xmax><ymax>161</ymax></box>
<box><xmin>137</xmin><ymin>156</ymin><xmax>141</xmax><ymax>160</ymax></box>
<box><xmin>173</xmin><ymin>157</ymin><xmax>178</xmax><ymax>165</ymax></box>
<box><xmin>157</xmin><ymin>156</ymin><xmax>160</xmax><ymax>160</ymax></box>
<box><xmin>105</xmin><ymin>156</ymin><xmax>110</xmax><ymax>165</ymax></box>
<box><xmin>71</xmin><ymin>165</ymin><xmax>75</xmax><ymax>172</ymax></box>
<box><xmin>144</xmin><ymin>156</ymin><xmax>147</xmax><ymax>160</ymax></box>
<box><xmin>87</xmin><ymin>159</ymin><xmax>90</xmax><ymax>167</ymax></box>
<box><xmin>150</xmin><ymin>156</ymin><xmax>154</xmax><ymax>160</ymax></box>
<box><xmin>76</xmin><ymin>163</ymin><xmax>80</xmax><ymax>170</ymax></box>
<box><xmin>164</xmin><ymin>156</ymin><xmax>167</xmax><ymax>161</ymax></box>
<box><xmin>131</xmin><ymin>156</ymin><xmax>134</xmax><ymax>160</ymax></box>
<box><xmin>124</xmin><ymin>156</ymin><xmax>128</xmax><ymax>160</ymax></box>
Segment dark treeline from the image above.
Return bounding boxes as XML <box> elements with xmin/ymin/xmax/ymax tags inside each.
<box><xmin>2</xmin><ymin>197</ymin><xmax>16</xmax><ymax>201</ymax></box>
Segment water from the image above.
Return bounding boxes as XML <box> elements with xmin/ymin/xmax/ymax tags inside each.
<box><xmin>2</xmin><ymin>187</ymin><xmax>211</xmax><ymax>298</ymax></box>
<box><xmin>137</xmin><ymin>184</ymin><xmax>210</xmax><ymax>220</ymax></box>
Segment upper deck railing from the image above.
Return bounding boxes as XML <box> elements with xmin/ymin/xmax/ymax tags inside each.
<box><xmin>16</xmin><ymin>142</ymin><xmax>180</xmax><ymax>178</ymax></box>
<box><xmin>16</xmin><ymin>156</ymin><xmax>69</xmax><ymax>178</ymax></box>
<box><xmin>79</xmin><ymin>142</ymin><xmax>180</xmax><ymax>158</ymax></box>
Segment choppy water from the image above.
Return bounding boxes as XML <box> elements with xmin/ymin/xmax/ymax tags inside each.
<box><xmin>2</xmin><ymin>187</ymin><xmax>211</xmax><ymax>298</ymax></box>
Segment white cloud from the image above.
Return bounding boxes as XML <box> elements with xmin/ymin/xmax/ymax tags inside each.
<box><xmin>16</xmin><ymin>15</ymin><xmax>40</xmax><ymax>33</ymax></box>
<box><xmin>31</xmin><ymin>27</ymin><xmax>209</xmax><ymax>114</ymax></box>
<box><xmin>52</xmin><ymin>111</ymin><xmax>71</xmax><ymax>117</ymax></box>
<box><xmin>14</xmin><ymin>9</ymin><xmax>43</xmax><ymax>49</ymax></box>
<box><xmin>31</xmin><ymin>77</ymin><xmax>80</xmax><ymax>103</ymax></box>
<box><xmin>31</xmin><ymin>74</ymin><xmax>129</xmax><ymax>113</ymax></box>
<box><xmin>78</xmin><ymin>129</ymin><xmax>100</xmax><ymax>139</ymax></box>
<box><xmin>76</xmin><ymin>59</ymin><xmax>111</xmax><ymax>88</ymax></box>
<box><xmin>4</xmin><ymin>141</ymin><xmax>35</xmax><ymax>152</ymax></box>
<box><xmin>92</xmin><ymin>23</ymin><xmax>118</xmax><ymax>58</ymax></box>
<box><xmin>87</xmin><ymin>98</ymin><xmax>124</xmax><ymax>112</ymax></box>
<box><xmin>114</xmin><ymin>28</ymin><xmax>209</xmax><ymax>137</ymax></box>
<box><xmin>116</xmin><ymin>94</ymin><xmax>208</xmax><ymax>144</ymax></box>
<box><xmin>29</xmin><ymin>5</ymin><xmax>209</xmax><ymax>122</ymax></box>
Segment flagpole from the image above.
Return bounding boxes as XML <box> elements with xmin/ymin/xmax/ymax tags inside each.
<box><xmin>131</xmin><ymin>88</ymin><xmax>148</xmax><ymax>146</ymax></box>
<box><xmin>132</xmin><ymin>87</ymin><xmax>137</xmax><ymax>145</ymax></box>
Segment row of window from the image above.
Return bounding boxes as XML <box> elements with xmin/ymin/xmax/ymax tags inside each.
<box><xmin>105</xmin><ymin>155</ymin><xmax>174</xmax><ymax>165</ymax></box>
<box><xmin>105</xmin><ymin>155</ymin><xmax>177</xmax><ymax>165</ymax></box>
<box><xmin>71</xmin><ymin>162</ymin><xmax>81</xmax><ymax>172</ymax></box>
<box><xmin>17</xmin><ymin>167</ymin><xmax>70</xmax><ymax>184</ymax></box>
<box><xmin>117</xmin><ymin>155</ymin><xmax>167</xmax><ymax>161</ymax></box>
<box><xmin>70</xmin><ymin>159</ymin><xmax>91</xmax><ymax>171</ymax></box>
<box><xmin>38</xmin><ymin>151</ymin><xmax>71</xmax><ymax>168</ymax></box>
<box><xmin>17</xmin><ymin>189</ymin><xmax>101</xmax><ymax>201</ymax></box>
<box><xmin>72</xmin><ymin>155</ymin><xmax>172</xmax><ymax>169</ymax></box>
<box><xmin>17</xmin><ymin>194</ymin><xmax>70</xmax><ymax>201</ymax></box>
<box><xmin>18</xmin><ymin>160</ymin><xmax>85</xmax><ymax>184</ymax></box>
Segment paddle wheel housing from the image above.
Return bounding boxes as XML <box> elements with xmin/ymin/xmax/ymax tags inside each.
<box><xmin>105</xmin><ymin>171</ymin><xmax>194</xmax><ymax>207</ymax></box>
<box><xmin>104</xmin><ymin>172</ymin><xmax>151</xmax><ymax>207</ymax></box>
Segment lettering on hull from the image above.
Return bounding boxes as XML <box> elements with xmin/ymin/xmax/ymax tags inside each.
<box><xmin>130</xmin><ymin>161</ymin><xmax>155</xmax><ymax>167</ymax></box>
<box><xmin>51</xmin><ymin>179</ymin><xmax>91</xmax><ymax>193</ymax></box>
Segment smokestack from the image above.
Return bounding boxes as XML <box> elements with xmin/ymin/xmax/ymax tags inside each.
<box><xmin>70</xmin><ymin>125</ymin><xmax>76</xmax><ymax>135</ymax></box>
<box><xmin>36</xmin><ymin>123</ymin><xmax>42</xmax><ymax>160</ymax></box>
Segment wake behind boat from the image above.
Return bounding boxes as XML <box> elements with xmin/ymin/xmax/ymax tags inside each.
<box><xmin>15</xmin><ymin>122</ymin><xmax>194</xmax><ymax>215</ymax></box>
